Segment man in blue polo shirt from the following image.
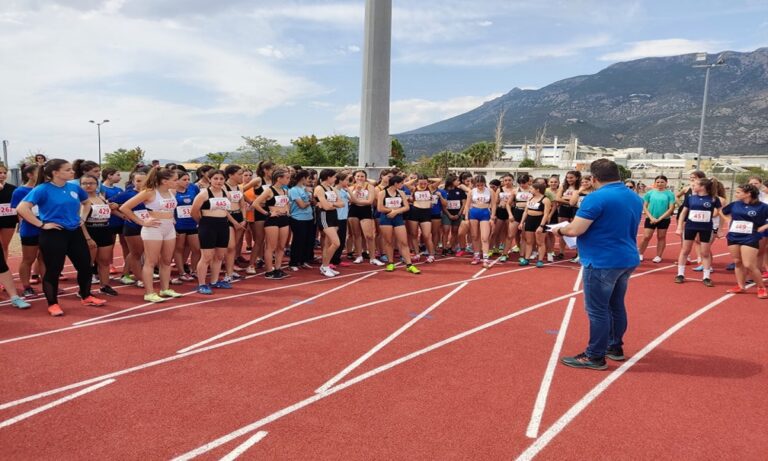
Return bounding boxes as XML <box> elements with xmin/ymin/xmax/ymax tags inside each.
<box><xmin>554</xmin><ymin>159</ymin><xmax>643</xmax><ymax>370</ymax></box>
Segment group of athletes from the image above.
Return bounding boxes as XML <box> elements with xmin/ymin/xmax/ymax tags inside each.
<box><xmin>1</xmin><ymin>155</ymin><xmax>766</xmax><ymax>317</ymax></box>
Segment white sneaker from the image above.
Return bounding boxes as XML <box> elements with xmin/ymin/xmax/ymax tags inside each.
<box><xmin>91</xmin><ymin>275</ymin><xmax>99</xmax><ymax>284</ymax></box>
<box><xmin>370</xmin><ymin>258</ymin><xmax>385</xmax><ymax>266</ymax></box>
<box><xmin>639</xmin><ymin>254</ymin><xmax>644</xmax><ymax>261</ymax></box>
<box><xmin>530</xmin><ymin>251</ymin><xmax>538</xmax><ymax>259</ymax></box>
<box><xmin>245</xmin><ymin>266</ymin><xmax>257</xmax><ymax>275</ymax></box>
<box><xmin>426</xmin><ymin>255</ymin><xmax>435</xmax><ymax>263</ymax></box>
<box><xmin>652</xmin><ymin>256</ymin><xmax>662</xmax><ymax>263</ymax></box>
<box><xmin>330</xmin><ymin>267</ymin><xmax>340</xmax><ymax>275</ymax></box>
<box><xmin>547</xmin><ymin>252</ymin><xmax>554</xmax><ymax>263</ymax></box>
<box><xmin>320</xmin><ymin>266</ymin><xmax>336</xmax><ymax>277</ymax></box>
<box><xmin>353</xmin><ymin>256</ymin><xmax>364</xmax><ymax>264</ymax></box>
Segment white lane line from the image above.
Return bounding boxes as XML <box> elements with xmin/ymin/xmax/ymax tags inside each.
<box><xmin>10</xmin><ymin>256</ymin><xmax>126</xmax><ymax>278</ymax></box>
<box><xmin>177</xmin><ymin>272</ymin><xmax>378</xmax><ymax>354</ymax></box>
<box><xmin>315</xmin><ymin>279</ymin><xmax>473</xmax><ymax>394</ymax></box>
<box><xmin>0</xmin><ymin>379</ymin><xmax>115</xmax><ymax>429</ymax></box>
<box><xmin>0</xmin><ymin>282</ymin><xmax>134</xmax><ymax>308</ymax></box>
<box><xmin>525</xmin><ymin>297</ymin><xmax>576</xmax><ymax>438</ymax></box>
<box><xmin>218</xmin><ymin>431</ymin><xmax>269</xmax><ymax>461</ymax></box>
<box><xmin>571</xmin><ymin>267</ymin><xmax>583</xmax><ymax>292</ymax></box>
<box><xmin>516</xmin><ymin>290</ymin><xmax>743</xmax><ymax>461</ymax></box>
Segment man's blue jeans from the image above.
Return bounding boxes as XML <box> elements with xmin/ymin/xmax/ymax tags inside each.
<box><xmin>582</xmin><ymin>265</ymin><xmax>635</xmax><ymax>358</ymax></box>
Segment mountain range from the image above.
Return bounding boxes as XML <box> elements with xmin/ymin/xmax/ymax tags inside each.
<box><xmin>396</xmin><ymin>47</ymin><xmax>768</xmax><ymax>159</ymax></box>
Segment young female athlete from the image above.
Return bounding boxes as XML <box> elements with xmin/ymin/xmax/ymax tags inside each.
<box><xmin>330</xmin><ymin>172</ymin><xmax>352</xmax><ymax>268</ymax></box>
<box><xmin>16</xmin><ymin>160</ymin><xmax>106</xmax><ymax>316</ymax></box>
<box><xmin>11</xmin><ymin>165</ymin><xmax>44</xmax><ymax>299</ymax></box>
<box><xmin>119</xmin><ymin>167</ymin><xmax>182</xmax><ymax>303</ymax></box>
<box><xmin>638</xmin><ymin>175</ymin><xmax>677</xmax><ymax>263</ymax></box>
<box><xmin>254</xmin><ymin>168</ymin><xmax>292</xmax><ymax>279</ymax></box>
<box><xmin>493</xmin><ymin>174</ymin><xmax>515</xmax><ymax>261</ymax></box>
<box><xmin>191</xmin><ymin>170</ymin><xmax>237</xmax><ymax>294</ymax></box>
<box><xmin>555</xmin><ymin>170</ymin><xmax>581</xmax><ymax>259</ymax></box>
<box><xmin>80</xmin><ymin>174</ymin><xmax>118</xmax><ymax>296</ymax></box>
<box><xmin>466</xmin><ymin>175</ymin><xmax>496</xmax><ymax>268</ymax></box>
<box><xmin>348</xmin><ymin>170</ymin><xmax>383</xmax><ymax>266</ymax></box>
<box><xmin>516</xmin><ymin>180</ymin><xmax>552</xmax><ymax>267</ymax></box>
<box><xmin>109</xmin><ymin>169</ymin><xmax>148</xmax><ymax>287</ymax></box>
<box><xmin>720</xmin><ymin>184</ymin><xmax>768</xmax><ymax>298</ymax></box>
<box><xmin>0</xmin><ymin>165</ymin><xmax>18</xmax><ymax>262</ymax></box>
<box><xmin>440</xmin><ymin>173</ymin><xmax>466</xmax><ymax>256</ymax></box>
<box><xmin>99</xmin><ymin>168</ymin><xmax>125</xmax><ymax>275</ymax></box>
<box><xmin>173</xmin><ymin>170</ymin><xmax>200</xmax><ymax>283</ymax></box>
<box><xmin>568</xmin><ymin>174</ymin><xmax>595</xmax><ymax>263</ymax></box>
<box><xmin>287</xmin><ymin>170</ymin><xmax>315</xmax><ymax>270</ymax></box>
<box><xmin>675</xmin><ymin>177</ymin><xmax>720</xmax><ymax>286</ymax></box>
<box><xmin>407</xmin><ymin>174</ymin><xmax>437</xmax><ymax>263</ymax></box>
<box><xmin>509</xmin><ymin>174</ymin><xmax>534</xmax><ymax>257</ymax></box>
<box><xmin>377</xmin><ymin>175</ymin><xmax>420</xmax><ymax>274</ymax></box>
<box><xmin>315</xmin><ymin>169</ymin><xmax>344</xmax><ymax>277</ymax></box>
<box><xmin>222</xmin><ymin>165</ymin><xmax>247</xmax><ymax>283</ymax></box>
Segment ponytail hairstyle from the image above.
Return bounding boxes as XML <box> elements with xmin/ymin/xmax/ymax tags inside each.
<box><xmin>698</xmin><ymin>178</ymin><xmax>716</xmax><ymax>198</ymax></box>
<box><xmin>22</xmin><ymin>164</ymin><xmax>38</xmax><ymax>184</ymax></box>
<box><xmin>256</xmin><ymin>160</ymin><xmax>275</xmax><ymax>181</ymax></box>
<box><xmin>531</xmin><ymin>181</ymin><xmax>547</xmax><ymax>195</ymax></box>
<box><xmin>335</xmin><ymin>171</ymin><xmax>349</xmax><ymax>185</ymax></box>
<box><xmin>739</xmin><ymin>183</ymin><xmax>759</xmax><ymax>202</ymax></box>
<box><xmin>101</xmin><ymin>167</ymin><xmax>118</xmax><ymax>182</ymax></box>
<box><xmin>289</xmin><ymin>169</ymin><xmax>309</xmax><ymax>188</ymax></box>
<box><xmin>517</xmin><ymin>173</ymin><xmax>531</xmax><ymax>185</ymax></box>
<box><xmin>35</xmin><ymin>159</ymin><xmax>70</xmax><ymax>187</ymax></box>
<box><xmin>72</xmin><ymin>159</ymin><xmax>99</xmax><ymax>179</ymax></box>
<box><xmin>145</xmin><ymin>167</ymin><xmax>176</xmax><ymax>190</ymax></box>
<box><xmin>196</xmin><ymin>165</ymin><xmax>214</xmax><ymax>182</ymax></box>
<box><xmin>691</xmin><ymin>170</ymin><xmax>706</xmax><ymax>180</ymax></box>
<box><xmin>319</xmin><ymin>168</ymin><xmax>337</xmax><ymax>183</ymax></box>
<box><xmin>711</xmin><ymin>177</ymin><xmax>726</xmax><ymax>199</ymax></box>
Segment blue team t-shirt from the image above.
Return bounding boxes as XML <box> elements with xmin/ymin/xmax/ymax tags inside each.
<box><xmin>575</xmin><ymin>182</ymin><xmax>643</xmax><ymax>269</ymax></box>
<box><xmin>337</xmin><ymin>188</ymin><xmax>350</xmax><ymax>221</ymax></box>
<box><xmin>110</xmin><ymin>189</ymin><xmax>146</xmax><ymax>230</ymax></box>
<box><xmin>440</xmin><ymin>188</ymin><xmax>466</xmax><ymax>215</ymax></box>
<box><xmin>22</xmin><ymin>182</ymin><xmax>88</xmax><ymax>231</ymax></box>
<box><xmin>288</xmin><ymin>186</ymin><xmax>313</xmax><ymax>221</ymax></box>
<box><xmin>683</xmin><ymin>195</ymin><xmax>721</xmax><ymax>231</ymax></box>
<box><xmin>722</xmin><ymin>200</ymin><xmax>768</xmax><ymax>245</ymax></box>
<box><xmin>10</xmin><ymin>186</ymin><xmax>38</xmax><ymax>238</ymax></box>
<box><xmin>174</xmin><ymin>184</ymin><xmax>200</xmax><ymax>230</ymax></box>
<box><xmin>99</xmin><ymin>183</ymin><xmax>124</xmax><ymax>228</ymax></box>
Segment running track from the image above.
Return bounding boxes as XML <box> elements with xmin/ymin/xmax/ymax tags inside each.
<box><xmin>1</xmin><ymin>232</ymin><xmax>766</xmax><ymax>460</ymax></box>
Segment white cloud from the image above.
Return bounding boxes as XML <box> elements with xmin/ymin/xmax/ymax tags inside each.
<box><xmin>0</xmin><ymin>3</ymin><xmax>322</xmax><ymax>163</ymax></box>
<box><xmin>335</xmin><ymin>93</ymin><xmax>502</xmax><ymax>134</ymax></box>
<box><xmin>599</xmin><ymin>39</ymin><xmax>725</xmax><ymax>61</ymax></box>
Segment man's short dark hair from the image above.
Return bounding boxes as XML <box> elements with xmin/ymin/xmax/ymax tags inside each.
<box><xmin>590</xmin><ymin>159</ymin><xmax>620</xmax><ymax>182</ymax></box>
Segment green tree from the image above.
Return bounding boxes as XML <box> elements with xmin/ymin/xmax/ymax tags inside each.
<box><xmin>291</xmin><ymin>135</ymin><xmax>328</xmax><ymax>166</ymax></box>
<box><xmin>519</xmin><ymin>158</ymin><xmax>536</xmax><ymax>168</ymax></box>
<box><xmin>321</xmin><ymin>134</ymin><xmax>357</xmax><ymax>166</ymax></box>
<box><xmin>103</xmin><ymin>146</ymin><xmax>146</xmax><ymax>171</ymax></box>
<box><xmin>428</xmin><ymin>150</ymin><xmax>470</xmax><ymax>178</ymax></box>
<box><xmin>618</xmin><ymin>165</ymin><xmax>632</xmax><ymax>181</ymax></box>
<box><xmin>236</xmin><ymin>135</ymin><xmax>282</xmax><ymax>166</ymax></box>
<box><xmin>390</xmin><ymin>138</ymin><xmax>406</xmax><ymax>169</ymax></box>
<box><xmin>462</xmin><ymin>141</ymin><xmax>495</xmax><ymax>167</ymax></box>
<box><xmin>205</xmin><ymin>152</ymin><xmax>228</xmax><ymax>169</ymax></box>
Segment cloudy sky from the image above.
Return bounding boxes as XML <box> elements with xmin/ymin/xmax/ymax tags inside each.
<box><xmin>1</xmin><ymin>0</ymin><xmax>766</xmax><ymax>164</ymax></box>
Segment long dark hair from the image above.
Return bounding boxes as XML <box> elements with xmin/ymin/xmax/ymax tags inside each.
<box><xmin>35</xmin><ymin>159</ymin><xmax>70</xmax><ymax>186</ymax></box>
<box><xmin>22</xmin><ymin>164</ymin><xmax>38</xmax><ymax>184</ymax></box>
<box><xmin>697</xmin><ymin>178</ymin><xmax>716</xmax><ymax>198</ymax></box>
<box><xmin>289</xmin><ymin>170</ymin><xmax>309</xmax><ymax>188</ymax></box>
<box><xmin>72</xmin><ymin>159</ymin><xmax>99</xmax><ymax>179</ymax></box>
<box><xmin>256</xmin><ymin>160</ymin><xmax>275</xmax><ymax>181</ymax></box>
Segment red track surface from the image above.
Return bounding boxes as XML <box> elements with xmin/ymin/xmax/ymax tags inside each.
<box><xmin>1</xmin><ymin>230</ymin><xmax>766</xmax><ymax>460</ymax></box>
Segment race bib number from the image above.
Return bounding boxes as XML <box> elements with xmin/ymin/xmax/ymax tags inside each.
<box><xmin>563</xmin><ymin>189</ymin><xmax>574</xmax><ymax>199</ymax></box>
<box><xmin>90</xmin><ymin>204</ymin><xmax>111</xmax><ymax>221</ymax></box>
<box><xmin>160</xmin><ymin>198</ymin><xmax>177</xmax><ymax>210</ymax></box>
<box><xmin>176</xmin><ymin>205</ymin><xmax>193</xmax><ymax>219</ymax></box>
<box><xmin>356</xmin><ymin>189</ymin><xmax>369</xmax><ymax>200</ymax></box>
<box><xmin>499</xmin><ymin>192</ymin><xmax>511</xmax><ymax>204</ymax></box>
<box><xmin>474</xmin><ymin>194</ymin><xmax>489</xmax><ymax>203</ymax></box>
<box><xmin>729</xmin><ymin>220</ymin><xmax>753</xmax><ymax>234</ymax></box>
<box><xmin>414</xmin><ymin>191</ymin><xmax>431</xmax><ymax>201</ymax></box>
<box><xmin>527</xmin><ymin>201</ymin><xmax>541</xmax><ymax>210</ymax></box>
<box><xmin>228</xmin><ymin>190</ymin><xmax>243</xmax><ymax>202</ymax></box>
<box><xmin>135</xmin><ymin>210</ymin><xmax>150</xmax><ymax>221</ymax></box>
<box><xmin>0</xmin><ymin>203</ymin><xmax>16</xmax><ymax>217</ymax></box>
<box><xmin>516</xmin><ymin>191</ymin><xmax>532</xmax><ymax>202</ymax></box>
<box><xmin>274</xmin><ymin>195</ymin><xmax>289</xmax><ymax>207</ymax></box>
<box><xmin>447</xmin><ymin>200</ymin><xmax>461</xmax><ymax>210</ymax></box>
<box><xmin>688</xmin><ymin>210</ymin><xmax>711</xmax><ymax>223</ymax></box>
<box><xmin>384</xmin><ymin>197</ymin><xmax>402</xmax><ymax>209</ymax></box>
<box><xmin>325</xmin><ymin>191</ymin><xmax>338</xmax><ymax>202</ymax></box>
<box><xmin>210</xmin><ymin>198</ymin><xmax>231</xmax><ymax>211</ymax></box>
<box><xmin>431</xmin><ymin>194</ymin><xmax>439</xmax><ymax>205</ymax></box>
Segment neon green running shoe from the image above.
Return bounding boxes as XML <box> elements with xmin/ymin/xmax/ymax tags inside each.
<box><xmin>159</xmin><ymin>289</ymin><xmax>183</xmax><ymax>298</ymax></box>
<box><xmin>385</xmin><ymin>263</ymin><xmax>396</xmax><ymax>272</ymax></box>
<box><xmin>406</xmin><ymin>264</ymin><xmax>421</xmax><ymax>274</ymax></box>
<box><xmin>143</xmin><ymin>292</ymin><xmax>166</xmax><ymax>303</ymax></box>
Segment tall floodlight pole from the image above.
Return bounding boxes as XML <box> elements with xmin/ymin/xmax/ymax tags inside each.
<box><xmin>89</xmin><ymin>119</ymin><xmax>110</xmax><ymax>166</ymax></box>
<box><xmin>693</xmin><ymin>52</ymin><xmax>725</xmax><ymax>171</ymax></box>
<box><xmin>358</xmin><ymin>0</ymin><xmax>392</xmax><ymax>172</ymax></box>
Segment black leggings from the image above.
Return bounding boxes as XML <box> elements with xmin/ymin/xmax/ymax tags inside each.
<box><xmin>289</xmin><ymin>218</ymin><xmax>315</xmax><ymax>266</ymax></box>
<box><xmin>39</xmin><ymin>229</ymin><xmax>93</xmax><ymax>305</ymax></box>
<box><xmin>331</xmin><ymin>219</ymin><xmax>348</xmax><ymax>265</ymax></box>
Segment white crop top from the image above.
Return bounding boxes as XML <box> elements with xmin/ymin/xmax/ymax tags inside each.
<box><xmin>471</xmin><ymin>188</ymin><xmax>491</xmax><ymax>204</ymax></box>
<box><xmin>145</xmin><ymin>190</ymin><xmax>177</xmax><ymax>211</ymax></box>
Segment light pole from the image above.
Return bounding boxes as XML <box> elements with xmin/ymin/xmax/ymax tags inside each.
<box><xmin>693</xmin><ymin>52</ymin><xmax>725</xmax><ymax>171</ymax></box>
<box><xmin>89</xmin><ymin>119</ymin><xmax>110</xmax><ymax>166</ymax></box>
